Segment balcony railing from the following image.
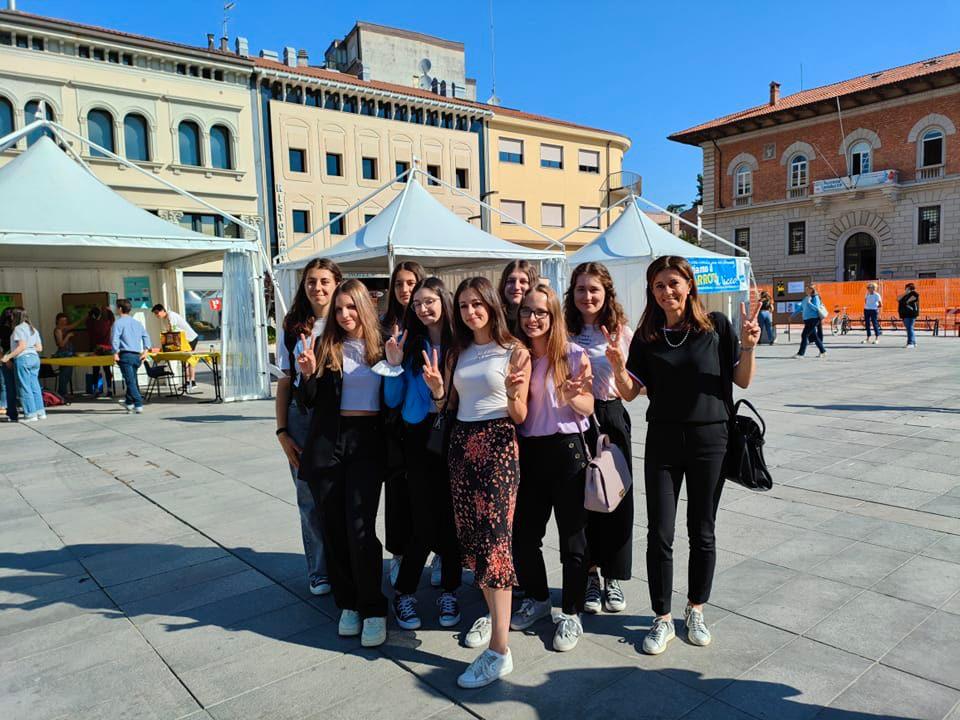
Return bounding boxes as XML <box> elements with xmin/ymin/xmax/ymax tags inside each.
<box><xmin>733</xmin><ymin>195</ymin><xmax>751</xmax><ymax>207</ymax></box>
<box><xmin>788</xmin><ymin>186</ymin><xmax>809</xmax><ymax>199</ymax></box>
<box><xmin>917</xmin><ymin>165</ymin><xmax>944</xmax><ymax>181</ymax></box>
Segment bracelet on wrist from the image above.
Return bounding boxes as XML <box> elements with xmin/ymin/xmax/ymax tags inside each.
<box><xmin>431</xmin><ymin>392</ymin><xmax>445</xmax><ymax>402</ymax></box>
<box><xmin>741</xmin><ymin>345</ymin><xmax>756</xmax><ymax>352</ymax></box>
<box><xmin>275</xmin><ymin>427</ymin><xmax>289</xmax><ymax>437</ymax></box>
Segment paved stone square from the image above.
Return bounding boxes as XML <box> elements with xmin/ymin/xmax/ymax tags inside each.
<box><xmin>1</xmin><ymin>331</ymin><xmax>959</xmax><ymax>720</ymax></box>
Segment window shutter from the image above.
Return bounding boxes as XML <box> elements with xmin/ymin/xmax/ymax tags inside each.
<box><xmin>541</xmin><ymin>204</ymin><xmax>564</xmax><ymax>227</ymax></box>
<box><xmin>541</xmin><ymin>144</ymin><xmax>563</xmax><ymax>163</ymax></box>
<box><xmin>499</xmin><ymin>138</ymin><xmax>523</xmax><ymax>156</ymax></box>
<box><xmin>578</xmin><ymin>150</ymin><xmax>599</xmax><ymax>170</ymax></box>
<box><xmin>501</xmin><ymin>200</ymin><xmax>524</xmax><ymax>224</ymax></box>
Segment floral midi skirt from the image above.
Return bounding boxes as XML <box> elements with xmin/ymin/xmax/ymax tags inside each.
<box><xmin>448</xmin><ymin>417</ymin><xmax>520</xmax><ymax>589</ymax></box>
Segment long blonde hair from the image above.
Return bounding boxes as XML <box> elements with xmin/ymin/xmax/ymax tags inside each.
<box><xmin>315</xmin><ymin>279</ymin><xmax>383</xmax><ymax>375</ymax></box>
<box><xmin>520</xmin><ymin>284</ymin><xmax>572</xmax><ymax>400</ymax></box>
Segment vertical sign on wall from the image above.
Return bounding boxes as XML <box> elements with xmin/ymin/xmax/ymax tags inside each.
<box><xmin>124</xmin><ymin>276</ymin><xmax>152</xmax><ymax>309</ymax></box>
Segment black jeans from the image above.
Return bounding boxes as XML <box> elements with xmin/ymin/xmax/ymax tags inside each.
<box><xmin>307</xmin><ymin>416</ymin><xmax>388</xmax><ymax>619</ymax></box>
<box><xmin>514</xmin><ymin>433</ymin><xmax>590</xmax><ymax>614</ymax></box>
<box><xmin>117</xmin><ymin>351</ymin><xmax>143</xmax><ymax>407</ymax></box>
<box><xmin>585</xmin><ymin>398</ymin><xmax>634</xmax><ymax>579</ymax></box>
<box><xmin>644</xmin><ymin>421</ymin><xmax>727</xmax><ymax>617</ymax></box>
<box><xmin>798</xmin><ymin>318</ymin><xmax>826</xmax><ymax>355</ymax></box>
<box><xmin>383</xmin><ymin>410</ymin><xmax>412</xmax><ymax>556</ymax></box>
<box><xmin>395</xmin><ymin>416</ymin><xmax>463</xmax><ymax>594</ymax></box>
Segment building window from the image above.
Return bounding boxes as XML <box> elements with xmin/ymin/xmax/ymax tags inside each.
<box><xmin>578</xmin><ymin>149</ymin><xmax>600</xmax><ymax>173</ymax></box>
<box><xmin>735</xmin><ymin>164</ymin><xmax>752</xmax><ymax>197</ymax></box>
<box><xmin>918</xmin><ymin>271</ymin><xmax>937</xmax><ymax>279</ymax></box>
<box><xmin>364</xmin><ymin>213</ymin><xmax>376</xmax><ymax>224</ymax></box>
<box><xmin>540</xmin><ymin>144</ymin><xmax>563</xmax><ymax>169</ymax></box>
<box><xmin>24</xmin><ymin>100</ymin><xmax>54</xmax><ymax>146</ymax></box>
<box><xmin>326</xmin><ymin>152</ymin><xmax>343</xmax><ymax>176</ymax></box>
<box><xmin>123</xmin><ymin>113</ymin><xmax>150</xmax><ymax>161</ymax></box>
<box><xmin>178</xmin><ymin>120</ymin><xmax>202</xmax><ymax>166</ymax></box>
<box><xmin>329</xmin><ymin>212</ymin><xmax>346</xmax><ymax>236</ymax></box>
<box><xmin>122</xmin><ymin>53</ymin><xmax>134</xmax><ymax>66</ymax></box>
<box><xmin>210</xmin><ymin>125</ymin><xmax>232</xmax><ymax>169</ymax></box>
<box><xmin>180</xmin><ymin>213</ymin><xmax>240</xmax><ymax>238</ymax></box>
<box><xmin>921</xmin><ymin>130</ymin><xmax>944</xmax><ymax>167</ymax></box>
<box><xmin>735</xmin><ymin>227</ymin><xmax>751</xmax><ymax>251</ymax></box>
<box><xmin>395</xmin><ymin>160</ymin><xmax>410</xmax><ymax>182</ymax></box>
<box><xmin>289</xmin><ymin>148</ymin><xmax>306</xmax><ymax>173</ymax></box>
<box><xmin>498</xmin><ymin>137</ymin><xmax>523</xmax><ymax>163</ymax></box>
<box><xmin>342</xmin><ymin>96</ymin><xmax>357</xmax><ymax>113</ymax></box>
<box><xmin>292</xmin><ymin>210</ymin><xmax>310</xmax><ymax>234</ymax></box>
<box><xmin>0</xmin><ymin>31</ymin><xmax>13</xmax><ymax>45</ymax></box>
<box><xmin>78</xmin><ymin>44</ymin><xmax>90</xmax><ymax>58</ymax></box>
<box><xmin>849</xmin><ymin>141</ymin><xmax>871</xmax><ymax>175</ymax></box>
<box><xmin>501</xmin><ymin>200</ymin><xmax>525</xmax><ymax>225</ymax></box>
<box><xmin>0</xmin><ymin>96</ymin><xmax>13</xmax><ymax>137</ymax></box>
<box><xmin>918</xmin><ymin>206</ymin><xmax>941</xmax><ymax>244</ymax></box>
<box><xmin>31</xmin><ymin>37</ymin><xmax>44</xmax><ymax>51</ymax></box>
<box><xmin>361</xmin><ymin>157</ymin><xmax>378</xmax><ymax>180</ymax></box>
<box><xmin>579</xmin><ymin>206</ymin><xmax>601</xmax><ymax>230</ymax></box>
<box><xmin>789</xmin><ymin>155</ymin><xmax>808</xmax><ymax>187</ymax></box>
<box><xmin>427</xmin><ymin>164</ymin><xmax>440</xmax><ymax>186</ymax></box>
<box><xmin>107</xmin><ymin>50</ymin><xmax>119</xmax><ymax>63</ymax></box>
<box><xmin>455</xmin><ymin>167</ymin><xmax>469</xmax><ymax>189</ymax></box>
<box><xmin>788</xmin><ymin>221</ymin><xmax>806</xmax><ymax>255</ymax></box>
<box><xmin>541</xmin><ymin>203</ymin><xmax>564</xmax><ymax>228</ymax></box>
<box><xmin>87</xmin><ymin>109</ymin><xmax>114</xmax><ymax>157</ymax></box>
<box><xmin>15</xmin><ymin>34</ymin><xmax>27</xmax><ymax>48</ymax></box>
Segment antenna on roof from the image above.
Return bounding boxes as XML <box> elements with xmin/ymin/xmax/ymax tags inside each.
<box><xmin>222</xmin><ymin>1</ymin><xmax>236</xmax><ymax>41</ymax></box>
<box><xmin>486</xmin><ymin>0</ymin><xmax>500</xmax><ymax>106</ymax></box>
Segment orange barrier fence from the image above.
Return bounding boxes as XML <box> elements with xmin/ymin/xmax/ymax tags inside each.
<box><xmin>756</xmin><ymin>278</ymin><xmax>960</xmax><ymax>335</ymax></box>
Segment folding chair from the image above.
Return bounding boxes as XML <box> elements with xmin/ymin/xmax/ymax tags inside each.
<box><xmin>143</xmin><ymin>359</ymin><xmax>178</xmax><ymax>401</ymax></box>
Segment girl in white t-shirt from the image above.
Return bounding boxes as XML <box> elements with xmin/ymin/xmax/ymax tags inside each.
<box><xmin>862</xmin><ymin>282</ymin><xmax>883</xmax><ymax>344</ymax></box>
<box><xmin>0</xmin><ymin>308</ymin><xmax>45</xmax><ymax>421</ymax></box>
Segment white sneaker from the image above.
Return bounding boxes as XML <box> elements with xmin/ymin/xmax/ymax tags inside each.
<box><xmin>642</xmin><ymin>617</ymin><xmax>676</xmax><ymax>655</ymax></box>
<box><xmin>389</xmin><ymin>555</ymin><xmax>402</xmax><ymax>587</ymax></box>
<box><xmin>510</xmin><ymin>597</ymin><xmax>552</xmax><ymax>631</ymax></box>
<box><xmin>906</xmin><ymin>344</ymin><xmax>916</xmax><ymax>349</ymax></box>
<box><xmin>603</xmin><ymin>579</ymin><xmax>626</xmax><ymax>613</ymax></box>
<box><xmin>361</xmin><ymin>616</ymin><xmax>387</xmax><ymax>647</ymax></box>
<box><xmin>463</xmin><ymin>615</ymin><xmax>492</xmax><ymax>648</ymax></box>
<box><xmin>134</xmin><ymin>406</ymin><xmax>144</xmax><ymax>414</ymax></box>
<box><xmin>552</xmin><ymin>613</ymin><xmax>583</xmax><ymax>652</ymax></box>
<box><xmin>22</xmin><ymin>415</ymin><xmax>39</xmax><ymax>423</ymax></box>
<box><xmin>457</xmin><ymin>648</ymin><xmax>513</xmax><ymax>689</ymax></box>
<box><xmin>684</xmin><ymin>605</ymin><xmax>712</xmax><ymax>647</ymax></box>
<box><xmin>338</xmin><ymin>609</ymin><xmax>361</xmax><ymax>637</ymax></box>
<box><xmin>583</xmin><ymin>574</ymin><xmax>602</xmax><ymax>614</ymax></box>
<box><xmin>430</xmin><ymin>555</ymin><xmax>442</xmax><ymax>587</ymax></box>
<box><xmin>123</xmin><ymin>403</ymin><xmax>134</xmax><ymax>412</ymax></box>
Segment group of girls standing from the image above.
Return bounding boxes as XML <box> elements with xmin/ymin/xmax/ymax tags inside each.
<box><xmin>275</xmin><ymin>253</ymin><xmax>760</xmax><ymax>690</ymax></box>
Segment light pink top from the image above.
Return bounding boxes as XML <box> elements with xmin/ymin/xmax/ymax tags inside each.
<box><xmin>519</xmin><ymin>342</ymin><xmax>591</xmax><ymax>438</ymax></box>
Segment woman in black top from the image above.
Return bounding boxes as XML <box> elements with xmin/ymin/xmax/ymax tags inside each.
<box><xmin>897</xmin><ymin>283</ymin><xmax>920</xmax><ymax>348</ymax></box>
<box><xmin>607</xmin><ymin>256</ymin><xmax>759</xmax><ymax>656</ymax></box>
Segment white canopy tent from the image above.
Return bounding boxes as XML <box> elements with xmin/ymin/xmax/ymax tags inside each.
<box><xmin>566</xmin><ymin>196</ymin><xmax>752</xmax><ymax>327</ymax></box>
<box><xmin>274</xmin><ymin>170</ymin><xmax>567</xmax><ymax>310</ymax></box>
<box><xmin>0</xmin><ymin>122</ymin><xmax>270</xmax><ymax>401</ymax></box>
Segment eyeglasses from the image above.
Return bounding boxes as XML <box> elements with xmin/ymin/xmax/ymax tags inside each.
<box><xmin>412</xmin><ymin>297</ymin><xmax>438</xmax><ymax>310</ymax></box>
<box><xmin>519</xmin><ymin>308</ymin><xmax>550</xmax><ymax>320</ymax></box>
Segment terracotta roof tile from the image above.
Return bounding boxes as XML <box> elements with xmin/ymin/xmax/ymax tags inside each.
<box><xmin>670</xmin><ymin>50</ymin><xmax>960</xmax><ymax>144</ymax></box>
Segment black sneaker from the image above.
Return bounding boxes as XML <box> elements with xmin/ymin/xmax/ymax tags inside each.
<box><xmin>393</xmin><ymin>593</ymin><xmax>421</xmax><ymax>630</ymax></box>
<box><xmin>437</xmin><ymin>592</ymin><xmax>461</xmax><ymax>628</ymax></box>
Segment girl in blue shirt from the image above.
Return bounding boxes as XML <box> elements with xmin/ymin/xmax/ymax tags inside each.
<box><xmin>383</xmin><ymin>277</ymin><xmax>462</xmax><ymax>631</ymax></box>
<box><xmin>795</xmin><ymin>286</ymin><xmax>827</xmax><ymax>357</ymax></box>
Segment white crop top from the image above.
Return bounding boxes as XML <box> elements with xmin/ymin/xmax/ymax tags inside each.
<box><xmin>453</xmin><ymin>341</ymin><xmax>513</xmax><ymax>422</ymax></box>
<box><xmin>341</xmin><ymin>339</ymin><xmax>381</xmax><ymax>412</ymax></box>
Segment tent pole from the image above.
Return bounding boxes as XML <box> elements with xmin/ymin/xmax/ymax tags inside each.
<box><xmin>0</xmin><ymin>119</ymin><xmax>44</xmax><ymax>152</ymax></box>
<box><xmin>386</xmin><ymin>164</ymin><xmax>417</xmax><ymax>275</ymax></box>
<box><xmin>632</xmin><ymin>194</ymin><xmax>747</xmax><ymax>257</ymax></box>
<box><xmin>556</xmin><ymin>194</ymin><xmax>633</xmax><ymax>243</ymax></box>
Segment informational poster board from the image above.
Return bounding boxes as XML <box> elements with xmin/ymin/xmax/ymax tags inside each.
<box><xmin>772</xmin><ymin>276</ymin><xmax>811</xmax><ymax>325</ymax></box>
<box><xmin>62</xmin><ymin>291</ymin><xmax>118</xmax><ymax>352</ymax></box>
<box><xmin>123</xmin><ymin>276</ymin><xmax>152</xmax><ymax>310</ymax></box>
<box><xmin>0</xmin><ymin>292</ymin><xmax>23</xmax><ymax>314</ymax></box>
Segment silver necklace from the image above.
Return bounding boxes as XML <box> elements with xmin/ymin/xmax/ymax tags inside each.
<box><xmin>662</xmin><ymin>326</ymin><xmax>690</xmax><ymax>348</ymax></box>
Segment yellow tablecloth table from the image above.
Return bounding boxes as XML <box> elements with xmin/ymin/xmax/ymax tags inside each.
<box><xmin>40</xmin><ymin>355</ymin><xmax>115</xmax><ymax>368</ymax></box>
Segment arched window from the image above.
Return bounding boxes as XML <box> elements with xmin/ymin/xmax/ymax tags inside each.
<box><xmin>210</xmin><ymin>124</ymin><xmax>232</xmax><ymax>169</ymax></box>
<box><xmin>0</xmin><ymin>96</ymin><xmax>13</xmax><ymax>137</ymax></box>
<box><xmin>790</xmin><ymin>154</ymin><xmax>808</xmax><ymax>187</ymax></box>
<box><xmin>849</xmin><ymin>141</ymin><xmax>871</xmax><ymax>175</ymax></box>
<box><xmin>24</xmin><ymin>100</ymin><xmax>55</xmax><ymax>146</ymax></box>
<box><xmin>735</xmin><ymin>164</ymin><xmax>752</xmax><ymax>196</ymax></box>
<box><xmin>921</xmin><ymin>129</ymin><xmax>944</xmax><ymax>167</ymax></box>
<box><xmin>87</xmin><ymin>109</ymin><xmax>114</xmax><ymax>157</ymax></box>
<box><xmin>123</xmin><ymin>113</ymin><xmax>150</xmax><ymax>162</ymax></box>
<box><xmin>178</xmin><ymin>120</ymin><xmax>201</xmax><ymax>166</ymax></box>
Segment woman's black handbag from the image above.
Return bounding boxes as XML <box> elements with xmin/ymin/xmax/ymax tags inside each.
<box><xmin>426</xmin><ymin>410</ymin><xmax>450</xmax><ymax>456</ymax></box>
<box><xmin>722</xmin><ymin>399</ymin><xmax>773</xmax><ymax>491</ymax></box>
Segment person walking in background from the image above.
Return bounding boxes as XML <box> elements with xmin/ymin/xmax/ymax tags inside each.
<box><xmin>758</xmin><ymin>290</ymin><xmax>775</xmax><ymax>345</ymax></box>
<box><xmin>897</xmin><ymin>283</ymin><xmax>920</xmax><ymax>349</ymax></box>
<box><xmin>275</xmin><ymin>258</ymin><xmax>342</xmax><ymax>598</ymax></box>
<box><xmin>380</xmin><ymin>261</ymin><xmax>425</xmax><ymax>587</ymax></box>
<box><xmin>862</xmin><ymin>282</ymin><xmax>883</xmax><ymax>344</ymax></box>
<box><xmin>795</xmin><ymin>286</ymin><xmax>827</xmax><ymax>358</ymax></box>
<box><xmin>564</xmin><ymin>262</ymin><xmax>634</xmax><ymax>615</ymax></box>
<box><xmin>152</xmin><ymin>304</ymin><xmax>200</xmax><ymax>392</ymax></box>
<box><xmin>0</xmin><ymin>307</ymin><xmax>18</xmax><ymax>421</ymax></box>
<box><xmin>1</xmin><ymin>308</ymin><xmax>45</xmax><ymax>422</ymax></box>
<box><xmin>499</xmin><ymin>260</ymin><xmax>540</xmax><ymax>336</ymax></box>
<box><xmin>111</xmin><ymin>299</ymin><xmax>152</xmax><ymax>414</ymax></box>
<box><xmin>87</xmin><ymin>306</ymin><xmax>115</xmax><ymax>397</ymax></box>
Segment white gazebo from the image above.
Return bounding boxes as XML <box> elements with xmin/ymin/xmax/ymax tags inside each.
<box><xmin>0</xmin><ymin>122</ymin><xmax>270</xmax><ymax>401</ymax></box>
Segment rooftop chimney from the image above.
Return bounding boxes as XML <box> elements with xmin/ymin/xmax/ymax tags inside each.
<box><xmin>206</xmin><ymin>33</ymin><xmax>215</xmax><ymax>51</ymax></box>
<box><xmin>235</xmin><ymin>36</ymin><xmax>249</xmax><ymax>57</ymax></box>
<box><xmin>769</xmin><ymin>81</ymin><xmax>780</xmax><ymax>105</ymax></box>
<box><xmin>219</xmin><ymin>36</ymin><xmax>229</xmax><ymax>52</ymax></box>
<box><xmin>297</xmin><ymin>48</ymin><xmax>309</xmax><ymax>67</ymax></box>
<box><xmin>283</xmin><ymin>46</ymin><xmax>297</xmax><ymax>68</ymax></box>
<box><xmin>260</xmin><ymin>49</ymin><xmax>279</xmax><ymax>61</ymax></box>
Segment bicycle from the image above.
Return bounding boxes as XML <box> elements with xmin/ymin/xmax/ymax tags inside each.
<box><xmin>831</xmin><ymin>306</ymin><xmax>851</xmax><ymax>335</ymax></box>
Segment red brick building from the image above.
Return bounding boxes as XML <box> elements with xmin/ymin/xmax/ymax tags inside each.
<box><xmin>670</xmin><ymin>53</ymin><xmax>960</xmax><ymax>283</ymax></box>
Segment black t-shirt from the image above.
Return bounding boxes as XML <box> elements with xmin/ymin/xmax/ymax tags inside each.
<box><xmin>0</xmin><ymin>325</ymin><xmax>11</xmax><ymax>353</ymax></box>
<box><xmin>897</xmin><ymin>291</ymin><xmax>920</xmax><ymax>319</ymax></box>
<box><xmin>625</xmin><ymin>311</ymin><xmax>740</xmax><ymax>424</ymax></box>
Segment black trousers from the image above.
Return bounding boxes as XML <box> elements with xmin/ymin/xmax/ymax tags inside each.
<box><xmin>383</xmin><ymin>410</ymin><xmax>412</xmax><ymax>555</ymax></box>
<box><xmin>644</xmin><ymin>421</ymin><xmax>727</xmax><ymax>617</ymax></box>
<box><xmin>585</xmin><ymin>398</ymin><xmax>634</xmax><ymax>579</ymax></box>
<box><xmin>514</xmin><ymin>433</ymin><xmax>590</xmax><ymax>614</ymax></box>
<box><xmin>395</xmin><ymin>416</ymin><xmax>463</xmax><ymax>594</ymax></box>
<box><xmin>307</xmin><ymin>416</ymin><xmax>389</xmax><ymax>619</ymax></box>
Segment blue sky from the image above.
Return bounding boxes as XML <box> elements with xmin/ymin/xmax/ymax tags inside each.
<box><xmin>24</xmin><ymin>0</ymin><xmax>960</xmax><ymax>207</ymax></box>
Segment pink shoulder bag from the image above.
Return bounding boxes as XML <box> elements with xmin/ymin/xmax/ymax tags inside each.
<box><xmin>579</xmin><ymin>418</ymin><xmax>633</xmax><ymax>513</ymax></box>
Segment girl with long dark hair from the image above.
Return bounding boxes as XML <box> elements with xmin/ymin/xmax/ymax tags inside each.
<box><xmin>510</xmin><ymin>284</ymin><xmax>594</xmax><ymax>652</ymax></box>
<box><xmin>295</xmin><ymin>279</ymin><xmax>389</xmax><ymax>647</ymax></box>
<box><xmin>563</xmin><ymin>261</ymin><xmax>636</xmax><ymax>615</ymax></box>
<box><xmin>381</xmin><ymin>261</ymin><xmax>426</xmax><ymax>584</ymax></box>
<box><xmin>608</xmin><ymin>255</ymin><xmax>759</xmax><ymax>655</ymax></box>
<box><xmin>383</xmin><ymin>277</ymin><xmax>463</xmax><ymax>630</ymax></box>
<box><xmin>0</xmin><ymin>308</ymin><xmax>44</xmax><ymax>421</ymax></box>
<box><xmin>275</xmin><ymin>257</ymin><xmax>342</xmax><ymax>597</ymax></box>
<box><xmin>499</xmin><ymin>260</ymin><xmax>540</xmax><ymax>336</ymax></box>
